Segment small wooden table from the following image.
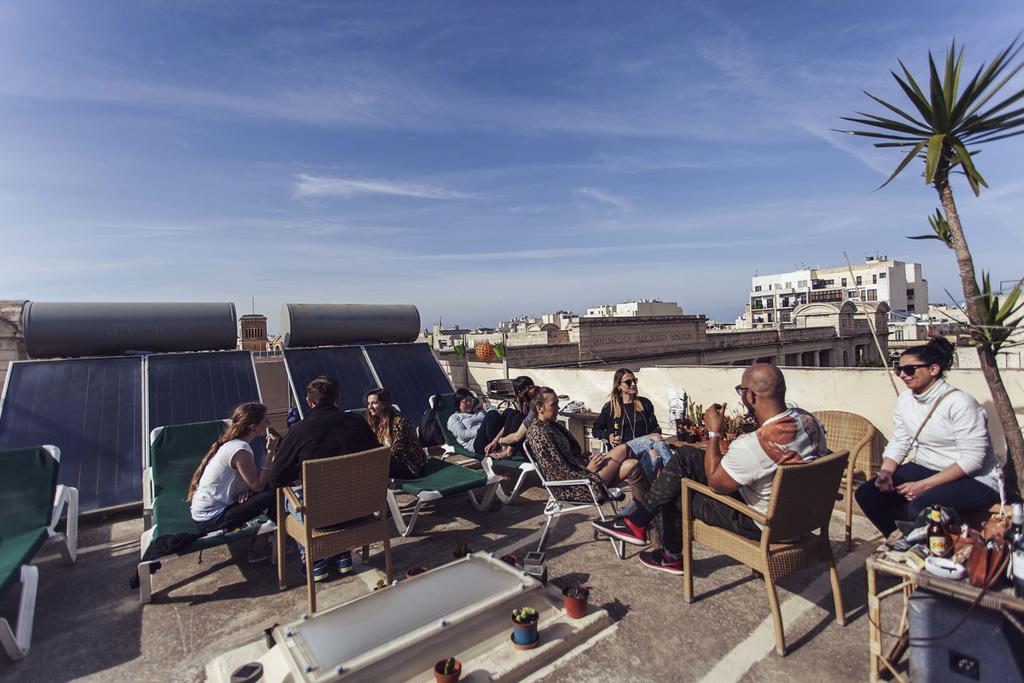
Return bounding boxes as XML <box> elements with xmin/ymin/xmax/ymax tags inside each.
<box><xmin>866</xmin><ymin>548</ymin><xmax>1024</xmax><ymax>682</ymax></box>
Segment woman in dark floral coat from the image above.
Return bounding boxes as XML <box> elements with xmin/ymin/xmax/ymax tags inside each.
<box><xmin>365</xmin><ymin>388</ymin><xmax>426</xmax><ymax>479</ymax></box>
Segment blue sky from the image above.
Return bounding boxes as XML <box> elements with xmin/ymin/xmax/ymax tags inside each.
<box><xmin>2</xmin><ymin>1</ymin><xmax>1023</xmax><ymax>333</ymax></box>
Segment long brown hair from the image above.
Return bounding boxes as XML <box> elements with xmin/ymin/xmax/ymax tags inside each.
<box><xmin>365</xmin><ymin>388</ymin><xmax>396</xmax><ymax>446</ymax></box>
<box><xmin>609</xmin><ymin>368</ymin><xmax>644</xmax><ymax>419</ymax></box>
<box><xmin>186</xmin><ymin>402</ymin><xmax>267</xmax><ymax>501</ymax></box>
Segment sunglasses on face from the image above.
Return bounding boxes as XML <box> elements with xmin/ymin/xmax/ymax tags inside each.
<box><xmin>895</xmin><ymin>363</ymin><xmax>930</xmax><ymax>376</ymax></box>
<box><xmin>621</xmin><ymin>379</ymin><xmax>637</xmax><ymax>387</ymax></box>
<box><xmin>735</xmin><ymin>385</ymin><xmax>749</xmax><ymax>397</ymax></box>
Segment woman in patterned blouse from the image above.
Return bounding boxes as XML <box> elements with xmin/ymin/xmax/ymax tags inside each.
<box><xmin>526</xmin><ymin>386</ymin><xmax>647</xmax><ymax>504</ymax></box>
<box><xmin>365</xmin><ymin>388</ymin><xmax>427</xmax><ymax>479</ymax></box>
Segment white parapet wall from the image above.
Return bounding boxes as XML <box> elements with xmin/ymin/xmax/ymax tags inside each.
<box><xmin>493</xmin><ymin>364</ymin><xmax>1024</xmax><ymax>461</ymax></box>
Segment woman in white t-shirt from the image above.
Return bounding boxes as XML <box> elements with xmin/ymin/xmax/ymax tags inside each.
<box><xmin>187</xmin><ymin>402</ymin><xmax>280</xmax><ymax>562</ymax></box>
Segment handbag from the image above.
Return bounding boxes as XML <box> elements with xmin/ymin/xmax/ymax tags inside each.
<box><xmin>966</xmin><ymin>534</ymin><xmax>1010</xmax><ymax>589</ymax></box>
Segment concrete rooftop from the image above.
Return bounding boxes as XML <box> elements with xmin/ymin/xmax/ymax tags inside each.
<box><xmin>0</xmin><ymin>475</ymin><xmax>895</xmax><ymax>683</ymax></box>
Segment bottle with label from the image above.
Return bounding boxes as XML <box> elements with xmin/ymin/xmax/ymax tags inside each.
<box><xmin>1008</xmin><ymin>503</ymin><xmax>1024</xmax><ymax>544</ymax></box>
<box><xmin>927</xmin><ymin>505</ymin><xmax>951</xmax><ymax>558</ymax></box>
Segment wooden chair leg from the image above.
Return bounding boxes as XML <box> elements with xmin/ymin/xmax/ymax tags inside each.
<box><xmin>828</xmin><ymin>555</ymin><xmax>846</xmax><ymax>626</ymax></box>
<box><xmin>682</xmin><ymin>486</ymin><xmax>694</xmax><ymax>603</ymax></box>
<box><xmin>306</xmin><ymin>552</ymin><xmax>316</xmax><ymax>614</ymax></box>
<box><xmin>764</xmin><ymin>573</ymin><xmax>786</xmax><ymax>656</ymax></box>
<box><xmin>845</xmin><ymin>473</ymin><xmax>854</xmax><ymax>552</ymax></box>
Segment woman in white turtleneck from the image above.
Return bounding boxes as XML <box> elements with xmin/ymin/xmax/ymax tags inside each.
<box><xmin>855</xmin><ymin>336</ymin><xmax>1001</xmax><ymax>536</ymax></box>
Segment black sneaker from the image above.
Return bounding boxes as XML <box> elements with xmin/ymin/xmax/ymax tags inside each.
<box><xmin>591</xmin><ymin>517</ymin><xmax>649</xmax><ymax>546</ymax></box>
<box><xmin>638</xmin><ymin>549</ymin><xmax>684</xmax><ymax>576</ymax></box>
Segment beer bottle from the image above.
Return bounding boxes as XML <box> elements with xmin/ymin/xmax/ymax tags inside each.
<box><xmin>1008</xmin><ymin>503</ymin><xmax>1024</xmax><ymax>544</ymax></box>
<box><xmin>927</xmin><ymin>505</ymin><xmax>951</xmax><ymax>558</ymax></box>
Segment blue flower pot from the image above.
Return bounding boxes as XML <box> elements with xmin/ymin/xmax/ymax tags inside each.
<box><xmin>510</xmin><ymin>616</ymin><xmax>539</xmax><ymax>645</ymax></box>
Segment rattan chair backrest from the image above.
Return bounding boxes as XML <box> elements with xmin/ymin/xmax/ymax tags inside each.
<box><xmin>300</xmin><ymin>446</ymin><xmax>391</xmax><ymax>530</ymax></box>
<box><xmin>812</xmin><ymin>410</ymin><xmax>883</xmax><ymax>474</ymax></box>
<box><xmin>763</xmin><ymin>449</ymin><xmax>849</xmax><ymax>542</ymax></box>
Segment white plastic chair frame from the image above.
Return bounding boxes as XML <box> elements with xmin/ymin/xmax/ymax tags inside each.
<box><xmin>482</xmin><ymin>456</ymin><xmax>537</xmax><ymax>504</ymax></box>
<box><xmin>385</xmin><ymin>471</ymin><xmax>501</xmax><ymax>537</ymax></box>
<box><xmin>1</xmin><ymin>445</ymin><xmax>79</xmax><ymax>661</ymax></box>
<box><xmin>522</xmin><ymin>443</ymin><xmax>624</xmax><ymax>559</ymax></box>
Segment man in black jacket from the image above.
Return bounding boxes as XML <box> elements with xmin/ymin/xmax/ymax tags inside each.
<box><xmin>268</xmin><ymin>376</ymin><xmax>380</xmax><ymax>580</ymax></box>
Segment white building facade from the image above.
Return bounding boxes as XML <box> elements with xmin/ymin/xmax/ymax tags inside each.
<box><xmin>742</xmin><ymin>257</ymin><xmax>927</xmax><ymax>329</ymax></box>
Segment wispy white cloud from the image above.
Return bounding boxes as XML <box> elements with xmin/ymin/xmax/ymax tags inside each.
<box><xmin>292</xmin><ymin>173</ymin><xmax>472</xmax><ymax>200</ymax></box>
<box><xmin>576</xmin><ymin>186</ymin><xmax>631</xmax><ymax>211</ymax></box>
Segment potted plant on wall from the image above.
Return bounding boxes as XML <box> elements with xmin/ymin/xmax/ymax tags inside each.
<box><xmin>561</xmin><ymin>584</ymin><xmax>590</xmax><ymax>618</ymax></box>
<box><xmin>405</xmin><ymin>565</ymin><xmax>429</xmax><ymax>579</ymax></box>
<box><xmin>510</xmin><ymin>606</ymin><xmax>539</xmax><ymax>649</ymax></box>
<box><xmin>434</xmin><ymin>656</ymin><xmax>461</xmax><ymax>683</ymax></box>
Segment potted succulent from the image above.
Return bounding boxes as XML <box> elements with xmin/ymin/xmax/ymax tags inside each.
<box><xmin>434</xmin><ymin>656</ymin><xmax>461</xmax><ymax>683</ymax></box>
<box><xmin>405</xmin><ymin>565</ymin><xmax>429</xmax><ymax>579</ymax></box>
<box><xmin>509</xmin><ymin>606</ymin><xmax>539</xmax><ymax>649</ymax></box>
<box><xmin>561</xmin><ymin>583</ymin><xmax>590</xmax><ymax>619</ymax></box>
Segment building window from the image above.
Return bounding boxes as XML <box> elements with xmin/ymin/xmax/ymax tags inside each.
<box><xmin>841</xmin><ymin>278</ymin><xmax>847</xmax><ymax>287</ymax></box>
<box><xmin>878</xmin><ymin>272</ymin><xmax>886</xmax><ymax>279</ymax></box>
<box><xmin>908</xmin><ymin>304</ymin><xmax>916</xmax><ymax>312</ymax></box>
<box><xmin>797</xmin><ymin>280</ymin><xmax>807</xmax><ymax>288</ymax></box>
<box><xmin>754</xmin><ymin>285</ymin><xmax>762</xmax><ymax>292</ymax></box>
<box><xmin>866</xmin><ymin>290</ymin><xmax>878</xmax><ymax>301</ymax></box>
<box><xmin>906</xmin><ymin>289</ymin><xmax>915</xmax><ymax>298</ymax></box>
<box><xmin>856</xmin><ymin>276</ymin><xmax>863</xmax><ymax>286</ymax></box>
<box><xmin>872</xmin><ymin>274</ymin><xmax>877</xmax><ymax>284</ymax></box>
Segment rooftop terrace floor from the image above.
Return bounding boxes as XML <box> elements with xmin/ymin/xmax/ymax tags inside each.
<box><xmin>0</xmin><ymin>481</ymin><xmax>891</xmax><ymax>683</ymax></box>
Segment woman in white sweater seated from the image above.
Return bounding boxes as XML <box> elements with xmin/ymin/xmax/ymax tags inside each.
<box><xmin>855</xmin><ymin>337</ymin><xmax>1001</xmax><ymax>536</ymax></box>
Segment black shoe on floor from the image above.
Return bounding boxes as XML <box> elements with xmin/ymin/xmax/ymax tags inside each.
<box><xmin>638</xmin><ymin>549</ymin><xmax>684</xmax><ymax>576</ymax></box>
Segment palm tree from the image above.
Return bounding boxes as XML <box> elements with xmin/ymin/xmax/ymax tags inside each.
<box><xmin>837</xmin><ymin>36</ymin><xmax>1024</xmax><ymax>495</ymax></box>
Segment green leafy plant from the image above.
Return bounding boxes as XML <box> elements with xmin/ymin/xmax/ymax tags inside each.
<box><xmin>441</xmin><ymin>657</ymin><xmax>458</xmax><ymax>675</ymax></box>
<box><xmin>564</xmin><ymin>584</ymin><xmax>590</xmax><ymax>600</ymax></box>
<box><xmin>838</xmin><ymin>36</ymin><xmax>1024</xmax><ymax>494</ymax></box>
<box><xmin>511</xmin><ymin>606</ymin><xmax>538</xmax><ymax>624</ymax></box>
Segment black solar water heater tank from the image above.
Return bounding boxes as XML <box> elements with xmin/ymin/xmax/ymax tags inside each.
<box><xmin>22</xmin><ymin>301</ymin><xmax>238</xmax><ymax>358</ymax></box>
<box><xmin>281</xmin><ymin>303</ymin><xmax>420</xmax><ymax>347</ymax></box>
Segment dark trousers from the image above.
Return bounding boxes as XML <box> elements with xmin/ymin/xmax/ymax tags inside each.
<box><xmin>854</xmin><ymin>462</ymin><xmax>999</xmax><ymax>537</ymax></box>
<box><xmin>194</xmin><ymin>489</ymin><xmax>277</xmax><ymax>535</ymax></box>
<box><xmin>629</xmin><ymin>445</ymin><xmax>760</xmax><ymax>555</ymax></box>
<box><xmin>390</xmin><ymin>459</ymin><xmax>417</xmax><ymax>479</ymax></box>
<box><xmin>473</xmin><ymin>409</ymin><xmax>525</xmax><ymax>454</ymax></box>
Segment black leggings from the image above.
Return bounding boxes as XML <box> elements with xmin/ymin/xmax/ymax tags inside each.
<box><xmin>194</xmin><ymin>489</ymin><xmax>276</xmax><ymax>536</ymax></box>
<box><xmin>473</xmin><ymin>409</ymin><xmax>525</xmax><ymax>454</ymax></box>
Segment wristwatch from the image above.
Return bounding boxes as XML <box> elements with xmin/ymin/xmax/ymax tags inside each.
<box><xmin>706</xmin><ymin>431</ymin><xmax>722</xmax><ymax>439</ymax></box>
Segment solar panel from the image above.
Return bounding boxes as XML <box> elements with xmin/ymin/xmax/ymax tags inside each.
<box><xmin>146</xmin><ymin>351</ymin><xmax>261</xmax><ymax>430</ymax></box>
<box><xmin>0</xmin><ymin>356</ymin><xmax>143</xmax><ymax>513</ymax></box>
<box><xmin>283</xmin><ymin>346</ymin><xmax>380</xmax><ymax>417</ymax></box>
<box><xmin>363</xmin><ymin>343</ymin><xmax>452</xmax><ymax>421</ymax></box>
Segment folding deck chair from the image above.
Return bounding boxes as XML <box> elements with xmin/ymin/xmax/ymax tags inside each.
<box><xmin>387</xmin><ymin>456</ymin><xmax>502</xmax><ymax>536</ymax></box>
<box><xmin>431</xmin><ymin>393</ymin><xmax>536</xmax><ymax>504</ymax></box>
<box><xmin>0</xmin><ymin>445</ymin><xmax>79</xmax><ymax>660</ymax></box>
<box><xmin>522</xmin><ymin>442</ymin><xmax>624</xmax><ymax>559</ymax></box>
<box><xmin>137</xmin><ymin>420</ymin><xmax>275</xmax><ymax>604</ymax></box>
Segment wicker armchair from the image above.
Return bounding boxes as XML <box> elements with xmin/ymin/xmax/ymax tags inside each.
<box><xmin>276</xmin><ymin>446</ymin><xmax>394</xmax><ymax>613</ymax></box>
<box><xmin>682</xmin><ymin>449</ymin><xmax>849</xmax><ymax>656</ymax></box>
<box><xmin>812</xmin><ymin>410</ymin><xmax>883</xmax><ymax>550</ymax></box>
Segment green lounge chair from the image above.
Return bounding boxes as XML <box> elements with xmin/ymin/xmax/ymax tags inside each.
<box><xmin>430</xmin><ymin>393</ymin><xmax>536</xmax><ymax>504</ymax></box>
<box><xmin>138</xmin><ymin>420</ymin><xmax>274</xmax><ymax>604</ymax></box>
<box><xmin>386</xmin><ymin>457</ymin><xmax>501</xmax><ymax>536</ymax></box>
<box><xmin>1</xmin><ymin>445</ymin><xmax>78</xmax><ymax>660</ymax></box>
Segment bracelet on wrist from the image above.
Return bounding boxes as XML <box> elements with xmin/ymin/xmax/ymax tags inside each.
<box><xmin>706</xmin><ymin>431</ymin><xmax>722</xmax><ymax>439</ymax></box>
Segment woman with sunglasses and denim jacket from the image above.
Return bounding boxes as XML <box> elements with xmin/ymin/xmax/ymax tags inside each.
<box><xmin>855</xmin><ymin>336</ymin><xmax>1001</xmax><ymax>537</ymax></box>
<box><xmin>592</xmin><ymin>368</ymin><xmax>673</xmax><ymax>481</ymax></box>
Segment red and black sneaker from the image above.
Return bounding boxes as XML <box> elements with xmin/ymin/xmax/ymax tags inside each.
<box><xmin>638</xmin><ymin>549</ymin><xmax>684</xmax><ymax>576</ymax></box>
<box><xmin>591</xmin><ymin>517</ymin><xmax>648</xmax><ymax>546</ymax></box>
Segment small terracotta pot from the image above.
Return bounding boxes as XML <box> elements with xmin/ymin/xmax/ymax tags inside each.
<box><xmin>434</xmin><ymin>658</ymin><xmax>461</xmax><ymax>683</ymax></box>
<box><xmin>562</xmin><ymin>588</ymin><xmax>589</xmax><ymax>618</ymax></box>
<box><xmin>405</xmin><ymin>565</ymin><xmax>429</xmax><ymax>579</ymax></box>
<box><xmin>500</xmin><ymin>554</ymin><xmax>518</xmax><ymax>567</ymax></box>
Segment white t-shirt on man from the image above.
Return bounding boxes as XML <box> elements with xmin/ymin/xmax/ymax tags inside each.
<box><xmin>720</xmin><ymin>408</ymin><xmax>827</xmax><ymax>523</ymax></box>
<box><xmin>189</xmin><ymin>439</ymin><xmax>252</xmax><ymax>522</ymax></box>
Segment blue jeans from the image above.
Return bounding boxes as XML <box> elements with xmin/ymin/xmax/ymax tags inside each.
<box><xmin>626</xmin><ymin>436</ymin><xmax>674</xmax><ymax>482</ymax></box>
